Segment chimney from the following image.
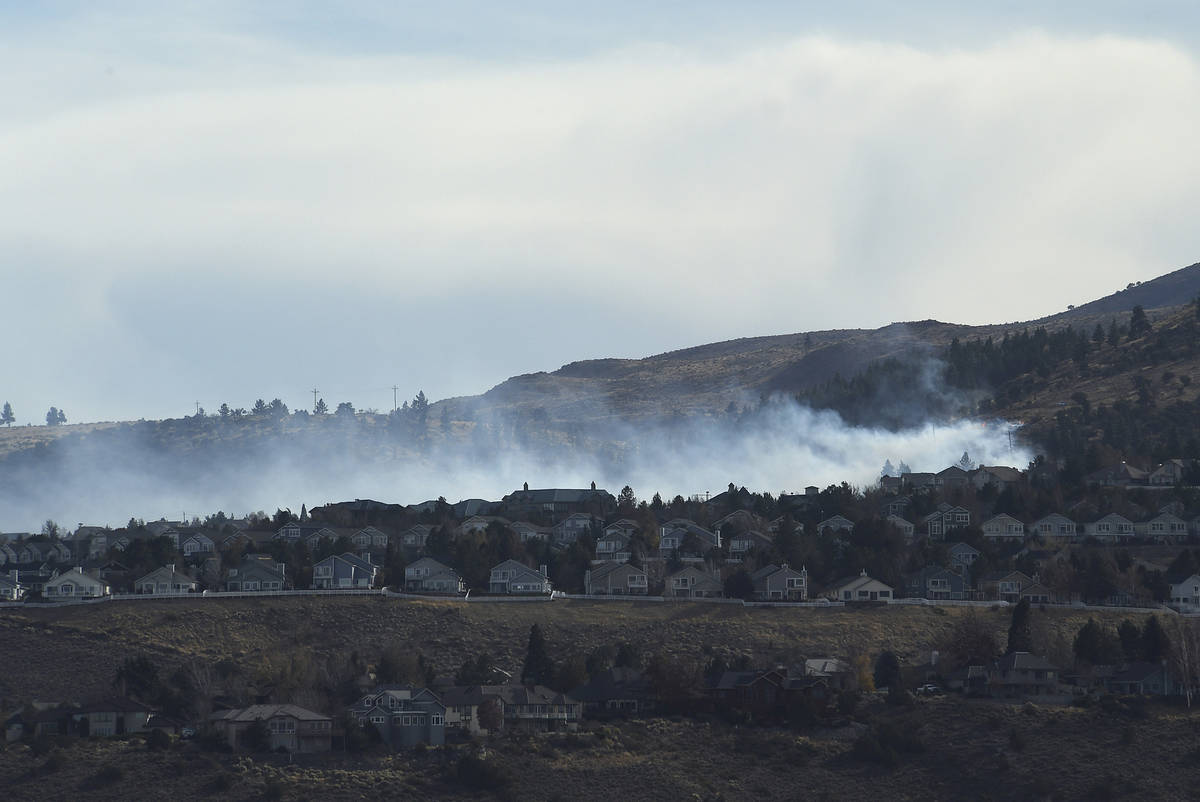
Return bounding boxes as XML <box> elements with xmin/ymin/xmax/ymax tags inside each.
<box><xmin>523</xmin><ymin>482</ymin><xmax>529</xmax><ymax>491</ymax></box>
<box><xmin>540</xmin><ymin>564</ymin><xmax>548</xmax><ymax>577</ymax></box>
<box><xmin>591</xmin><ymin>481</ymin><xmax>596</xmax><ymax>490</ymax></box>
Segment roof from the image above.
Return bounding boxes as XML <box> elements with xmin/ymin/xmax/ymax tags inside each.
<box><xmin>209</xmin><ymin>704</ymin><xmax>330</xmax><ymax>723</ymax></box>
<box><xmin>995</xmin><ymin>652</ymin><xmax>1059</xmax><ymax>672</ymax></box>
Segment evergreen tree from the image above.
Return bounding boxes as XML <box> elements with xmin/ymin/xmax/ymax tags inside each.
<box><xmin>521</xmin><ymin>624</ymin><xmax>555</xmax><ymax>686</ymax></box>
<box><xmin>44</xmin><ymin>406</ymin><xmax>66</xmax><ymax>426</ymax></box>
<box><xmin>314</xmin><ymin>398</ymin><xmax>328</xmax><ymax>415</ymax></box>
<box><xmin>873</xmin><ymin>650</ymin><xmax>902</xmax><ymax>689</ymax></box>
<box><xmin>1129</xmin><ymin>305</ymin><xmax>1152</xmax><ymax>340</ymax></box>
<box><xmin>1142</xmin><ymin>615</ymin><xmax>1171</xmax><ymax>662</ymax></box>
<box><xmin>0</xmin><ymin>401</ymin><xmax>13</xmax><ymax>426</ymax></box>
<box><xmin>1006</xmin><ymin>598</ymin><xmax>1034</xmax><ymax>654</ymax></box>
<box><xmin>1118</xmin><ymin>619</ymin><xmax>1143</xmax><ymax>661</ymax></box>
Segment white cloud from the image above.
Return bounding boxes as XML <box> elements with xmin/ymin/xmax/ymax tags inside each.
<box><xmin>2</xmin><ymin>26</ymin><xmax>1198</xmax><ymax>422</ymax></box>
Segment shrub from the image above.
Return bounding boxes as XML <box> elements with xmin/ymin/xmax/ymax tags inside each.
<box><xmin>40</xmin><ymin>750</ymin><xmax>66</xmax><ymax>774</ymax></box>
<box><xmin>455</xmin><ymin>753</ymin><xmax>514</xmax><ymax>790</ymax></box>
<box><xmin>146</xmin><ymin>728</ymin><xmax>172</xmax><ymax>751</ymax></box>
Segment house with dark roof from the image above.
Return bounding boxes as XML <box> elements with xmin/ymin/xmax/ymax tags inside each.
<box><xmin>349</xmin><ymin>686</ymin><xmax>445</xmax><ymax>748</ymax></box>
<box><xmin>134</xmin><ymin>565</ymin><xmax>197</xmax><ymax>595</ymax></box>
<box><xmin>824</xmin><ymin>570</ymin><xmax>893</xmax><ymax>602</ymax></box>
<box><xmin>665</xmin><ymin>565</ymin><xmax>724</xmax><ymax>598</ymax></box>
<box><xmin>72</xmin><ymin>696</ymin><xmax>155</xmax><ymax>736</ymax></box>
<box><xmin>1083</xmin><ymin>513</ymin><xmax>1135</xmax><ymax>543</ymax></box>
<box><xmin>658</xmin><ymin>520</ymin><xmax>720</xmax><ymax>557</ymax></box>
<box><xmin>584</xmin><ymin>562</ymin><xmax>648</xmax><ymax>595</ymax></box>
<box><xmin>970</xmin><ymin>465</ymin><xmax>1023</xmax><ymax>491</ymax></box>
<box><xmin>501</xmin><ymin>485</ymin><xmax>616</xmax><ymax>520</ymax></box>
<box><xmin>1137</xmin><ymin>512</ymin><xmax>1189</xmax><ymax>541</ymax></box>
<box><xmin>1029</xmin><ymin>513</ymin><xmax>1077</xmax><ymax>542</ymax></box>
<box><xmin>224</xmin><ymin>556</ymin><xmax>288</xmax><ymax>592</ymax></box>
<box><xmin>570</xmin><ymin>667</ymin><xmax>656</xmax><ymax>716</ymax></box>
<box><xmin>988</xmin><ymin>652</ymin><xmax>1060</xmax><ymax>698</ymax></box>
<box><xmin>816</xmin><ymin>515</ymin><xmax>855</xmax><ymax>536</ymax></box>
<box><xmin>982</xmin><ymin>514</ymin><xmax>1025</xmax><ymax>542</ymax></box>
<box><xmin>488</xmin><ymin>560</ymin><xmax>551</xmax><ymax>595</ymax></box>
<box><xmin>404</xmin><ymin>557</ymin><xmax>466</xmax><ymax>594</ymax></box>
<box><xmin>923</xmin><ymin>505</ymin><xmax>970</xmax><ymax>540</ymax></box>
<box><xmin>208</xmin><ymin>704</ymin><xmax>332</xmax><ymax>753</ymax></box>
<box><xmin>551</xmin><ymin>513</ymin><xmax>599</xmax><ymax>545</ymax></box>
<box><xmin>903</xmin><ymin>565</ymin><xmax>968</xmax><ymax>600</ymax></box>
<box><xmin>1086</xmin><ymin>462</ymin><xmax>1149</xmax><ymax>487</ymax></box>
<box><xmin>750</xmin><ymin>564</ymin><xmax>808</xmax><ymax>601</ymax></box>
<box><xmin>311</xmin><ymin>552</ymin><xmax>377</xmax><ymax>589</ymax></box>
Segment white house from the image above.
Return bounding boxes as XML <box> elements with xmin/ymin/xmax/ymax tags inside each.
<box><xmin>825</xmin><ymin>570</ymin><xmax>893</xmax><ymax>603</ymax></box>
<box><xmin>1169</xmin><ymin>574</ymin><xmax>1200</xmax><ymax>611</ymax></box>
<box><xmin>982</xmin><ymin>514</ymin><xmax>1025</xmax><ymax>542</ymax></box>
<box><xmin>44</xmin><ymin>568</ymin><xmax>109</xmax><ymax>599</ymax></box>
<box><xmin>134</xmin><ymin>565</ymin><xmax>198</xmax><ymax>595</ymax></box>
<box><xmin>1137</xmin><ymin>513</ymin><xmax>1189</xmax><ymax>541</ymax></box>
<box><xmin>1029</xmin><ymin>514</ymin><xmax>1077</xmax><ymax>541</ymax></box>
<box><xmin>1084</xmin><ymin>513</ymin><xmax>1135</xmax><ymax>542</ymax></box>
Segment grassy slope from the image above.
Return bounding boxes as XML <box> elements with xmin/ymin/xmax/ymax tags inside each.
<box><xmin>0</xmin><ymin>597</ymin><xmax>1158</xmax><ymax>703</ymax></box>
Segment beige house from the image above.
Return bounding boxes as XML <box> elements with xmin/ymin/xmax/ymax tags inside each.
<box><xmin>825</xmin><ymin>570</ymin><xmax>893</xmax><ymax>602</ymax></box>
<box><xmin>208</xmin><ymin>704</ymin><xmax>333</xmax><ymax>753</ymax></box>
<box><xmin>44</xmin><ymin>567</ymin><xmax>109</xmax><ymax>599</ymax></box>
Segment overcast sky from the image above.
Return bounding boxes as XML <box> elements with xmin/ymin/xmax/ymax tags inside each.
<box><xmin>3</xmin><ymin>2</ymin><xmax>1199</xmax><ymax>425</ymax></box>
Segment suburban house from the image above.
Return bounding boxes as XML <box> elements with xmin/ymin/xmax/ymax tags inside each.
<box><xmin>881</xmin><ymin>496</ymin><xmax>912</xmax><ymax>518</ymax></box>
<box><xmin>460</xmin><ymin>515</ymin><xmax>509</xmax><ymax>536</ymax></box>
<box><xmin>665</xmin><ymin>566</ymin><xmax>724</xmax><ymax>598</ymax></box>
<box><xmin>1137</xmin><ymin>512</ymin><xmax>1189</xmax><ymax>541</ymax></box>
<box><xmin>886</xmin><ymin>515</ymin><xmax>915</xmax><ymax>539</ymax></box>
<box><xmin>584</xmin><ymin>562</ymin><xmax>648</xmax><ymax>596</ymax></box>
<box><xmin>595</xmin><ymin>531</ymin><xmax>633</xmax><ymax>562</ymax></box>
<box><xmin>274</xmin><ymin>523</ymin><xmax>337</xmax><ymax>544</ymax></box>
<box><xmin>750</xmin><ymin>563</ymin><xmax>808</xmax><ymax>601</ymax></box>
<box><xmin>44</xmin><ymin>567</ymin><xmax>109</xmax><ymax>599</ymax></box>
<box><xmin>988</xmin><ymin>652</ymin><xmax>1060</xmax><ymax>698</ymax></box>
<box><xmin>488</xmin><ymin>560</ymin><xmax>551</xmax><ymax>595</ymax></box>
<box><xmin>1149</xmin><ymin>459</ymin><xmax>1193</xmax><ymax>486</ymax></box>
<box><xmin>982</xmin><ymin>514</ymin><xmax>1026</xmax><ymax>542</ymax></box>
<box><xmin>948</xmin><ymin>542</ymin><xmax>981</xmax><ymax>571</ymax></box>
<box><xmin>133</xmin><ymin>565</ymin><xmax>197</xmax><ymax>595</ymax></box>
<box><xmin>440</xmin><ymin>685</ymin><xmax>496</xmax><ymax>735</ymax></box>
<box><xmin>979</xmin><ymin>570</ymin><xmax>1033</xmax><ymax>603</ymax></box>
<box><xmin>804</xmin><ymin>658</ymin><xmax>856</xmax><ymax>691</ymax></box>
<box><xmin>350</xmin><ymin>526</ymin><xmax>391</xmax><ymax>551</ymax></box>
<box><xmin>511</xmin><ymin>521</ymin><xmax>551</xmax><ymax>543</ymax></box>
<box><xmin>659</xmin><ymin>519</ymin><xmax>720</xmax><ymax>556</ymax></box>
<box><xmin>825</xmin><ymin>570</ymin><xmax>893</xmax><ymax>602</ymax></box>
<box><xmin>1086</xmin><ymin>462</ymin><xmax>1149</xmax><ymax>487</ymax></box>
<box><xmin>1169</xmin><ymin>575</ymin><xmax>1200</xmax><ymax>611</ymax></box>
<box><xmin>208</xmin><ymin>704</ymin><xmax>333</xmax><ymax>753</ymax></box>
<box><xmin>224</xmin><ymin>556</ymin><xmax>288</xmax><ymax>592</ymax></box>
<box><xmin>816</xmin><ymin>515</ymin><xmax>855</xmax><ymax>536</ymax></box>
<box><xmin>404</xmin><ymin>557</ymin><xmax>466</xmax><ymax>595</ymax></box>
<box><xmin>491</xmin><ymin>685</ymin><xmax>581</xmax><ymax>732</ymax></box>
<box><xmin>0</xmin><ymin>571</ymin><xmax>23</xmax><ymax>600</ymax></box>
<box><xmin>937</xmin><ymin>466</ymin><xmax>970</xmax><ymax>489</ymax></box>
<box><xmin>706</xmin><ymin>668</ymin><xmax>825</xmax><ymax>713</ymax></box>
<box><xmin>727</xmin><ymin>530</ymin><xmax>773</xmax><ymax>558</ymax></box>
<box><xmin>1029</xmin><ymin>514</ymin><xmax>1077</xmax><ymax>542</ymax></box>
<box><xmin>1107</xmin><ymin>662</ymin><xmax>1178</xmax><ymax>696</ymax></box>
<box><xmin>349</xmin><ymin>686</ymin><xmax>446</xmax><ymax>748</ymax></box>
<box><xmin>923</xmin><ymin>505</ymin><xmax>970</xmax><ymax>540</ymax></box>
<box><xmin>903</xmin><ymin>565</ymin><xmax>968</xmax><ymax>600</ymax></box>
<box><xmin>971</xmin><ymin>465</ymin><xmax>1024</xmax><ymax>491</ymax></box>
<box><xmin>551</xmin><ymin>513</ymin><xmax>598</xmax><ymax>545</ymax></box>
<box><xmin>1083</xmin><ymin>513</ymin><xmax>1135</xmax><ymax>542</ymax></box>
<box><xmin>180</xmin><ymin>533</ymin><xmax>215</xmax><ymax>557</ymax></box>
<box><xmin>311</xmin><ymin>552</ymin><xmax>378</xmax><ymax>589</ymax></box>
<box><xmin>501</xmin><ymin>485</ymin><xmax>617</xmax><ymax>520</ymax></box>
<box><xmin>399</xmin><ymin>525</ymin><xmax>434</xmax><ymax>549</ymax></box>
<box><xmin>72</xmin><ymin>697</ymin><xmax>154</xmax><ymax>736</ymax></box>
<box><xmin>570</xmin><ymin>667</ymin><xmax>656</xmax><ymax>716</ymax></box>
<box><xmin>603</xmin><ymin>519</ymin><xmax>639</xmax><ymax>539</ymax></box>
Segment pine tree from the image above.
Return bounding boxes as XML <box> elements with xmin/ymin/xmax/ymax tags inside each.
<box><xmin>0</xmin><ymin>401</ymin><xmax>13</xmax><ymax>426</ymax></box>
<box><xmin>521</xmin><ymin>624</ymin><xmax>555</xmax><ymax>686</ymax></box>
<box><xmin>1006</xmin><ymin>598</ymin><xmax>1033</xmax><ymax>654</ymax></box>
<box><xmin>314</xmin><ymin>398</ymin><xmax>328</xmax><ymax>415</ymax></box>
<box><xmin>1142</xmin><ymin>615</ymin><xmax>1171</xmax><ymax>662</ymax></box>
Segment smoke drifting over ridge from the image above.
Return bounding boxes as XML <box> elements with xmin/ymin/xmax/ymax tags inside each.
<box><xmin>0</xmin><ymin>394</ymin><xmax>1028</xmax><ymax>531</ymax></box>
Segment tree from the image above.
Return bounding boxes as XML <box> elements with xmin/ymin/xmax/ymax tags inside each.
<box><xmin>218</xmin><ymin>403</ymin><xmax>231</xmax><ymax>418</ymax></box>
<box><xmin>1073</xmin><ymin>618</ymin><xmax>1121</xmax><ymax>665</ymax></box>
<box><xmin>723</xmin><ymin>569</ymin><xmax>755</xmax><ymax>601</ymax></box>
<box><xmin>252</xmin><ymin>398</ymin><xmax>268</xmax><ymax>415</ymax></box>
<box><xmin>314</xmin><ymin>398</ymin><xmax>328</xmax><ymax>416</ymax></box>
<box><xmin>1006</xmin><ymin>598</ymin><xmax>1034</xmax><ymax>654</ymax></box>
<box><xmin>1141</xmin><ymin>615</ymin><xmax>1170</xmax><ymax>662</ymax></box>
<box><xmin>521</xmin><ymin>624</ymin><xmax>555</xmax><ymax>686</ymax></box>
<box><xmin>0</xmin><ymin>401</ymin><xmax>13</xmax><ymax>426</ymax></box>
<box><xmin>1129</xmin><ymin>305</ymin><xmax>1152</xmax><ymax>340</ymax></box>
<box><xmin>617</xmin><ymin>485</ymin><xmax>637</xmax><ymax>515</ymax></box>
<box><xmin>335</xmin><ymin>402</ymin><xmax>355</xmax><ymax>418</ymax></box>
<box><xmin>45</xmin><ymin>406</ymin><xmax>66</xmax><ymax>426</ymax></box>
<box><xmin>42</xmin><ymin>520</ymin><xmax>60</xmax><ymax>538</ymax></box>
<box><xmin>1118</xmin><ymin>619</ymin><xmax>1143</xmax><ymax>661</ymax></box>
<box><xmin>477</xmin><ymin>698</ymin><xmax>503</xmax><ymax>733</ymax></box>
<box><xmin>873</xmin><ymin>651</ymin><xmax>902</xmax><ymax>690</ymax></box>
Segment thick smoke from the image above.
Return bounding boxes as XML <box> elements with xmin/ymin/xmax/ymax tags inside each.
<box><xmin>0</xmin><ymin>394</ymin><xmax>1028</xmax><ymax>530</ymax></box>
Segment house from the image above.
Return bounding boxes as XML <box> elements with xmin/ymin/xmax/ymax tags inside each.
<box><xmin>440</xmin><ymin>685</ymin><xmax>495</xmax><ymax>735</ymax></box>
<box><xmin>727</xmin><ymin>530</ymin><xmax>773</xmax><ymax>557</ymax></box>
<box><xmin>804</xmin><ymin>659</ymin><xmax>856</xmax><ymax>691</ymax></box>
<box><xmin>584</xmin><ymin>562</ymin><xmax>648</xmax><ymax>595</ymax></box>
<box><xmin>1107</xmin><ymin>662</ymin><xmax>1178</xmax><ymax>696</ymax></box>
<box><xmin>903</xmin><ymin>565</ymin><xmax>968</xmax><ymax>600</ymax></box>
<box><xmin>659</xmin><ymin>520</ymin><xmax>720</xmax><ymax>557</ymax></box>
<box><xmin>570</xmin><ymin>667</ymin><xmax>656</xmax><ymax>716</ymax></box>
<box><xmin>982</xmin><ymin>514</ymin><xmax>1025</xmax><ymax>542</ymax></box>
<box><xmin>825</xmin><ymin>570</ymin><xmax>893</xmax><ymax>603</ymax></box>
<box><xmin>208</xmin><ymin>704</ymin><xmax>333</xmax><ymax>753</ymax></box>
<box><xmin>979</xmin><ymin>570</ymin><xmax>1033</xmax><ymax>603</ymax></box>
<box><xmin>43</xmin><ymin>567</ymin><xmax>109</xmax><ymax>599</ymax></box>
<box><xmin>881</xmin><ymin>496</ymin><xmax>912</xmax><ymax>518</ymax></box>
<box><xmin>501</xmin><ymin>485</ymin><xmax>616</xmax><ymax>520</ymax></box>
<box><xmin>460</xmin><ymin>515</ymin><xmax>509</xmax><ymax>536</ymax></box>
<box><xmin>491</xmin><ymin>685</ymin><xmax>581</xmax><ymax>732</ymax></box>
<box><xmin>707</xmin><ymin>668</ymin><xmax>823</xmax><ymax>712</ymax></box>
<box><xmin>750</xmin><ymin>563</ymin><xmax>808</xmax><ymax>601</ymax></box>
<box><xmin>937</xmin><ymin>465</ymin><xmax>970</xmax><ymax>490</ymax></box>
<box><xmin>886</xmin><ymin>515</ymin><xmax>915</xmax><ymax>540</ymax></box>
<box><xmin>1137</xmin><ymin>512</ymin><xmax>1189</xmax><ymax>542</ymax></box>
<box><xmin>1169</xmin><ymin>574</ymin><xmax>1200</xmax><ymax>611</ymax></box>
<box><xmin>225</xmin><ymin>556</ymin><xmax>288</xmax><ymax>592</ymax></box>
<box><xmin>0</xmin><ymin>542</ymin><xmax>17</xmax><ymax>566</ymax></box>
<box><xmin>665</xmin><ymin>565</ymin><xmax>724</xmax><ymax>598</ymax></box>
<box><xmin>311</xmin><ymin>553</ymin><xmax>378</xmax><ymax>589</ymax></box>
<box><xmin>1086</xmin><ymin>462</ymin><xmax>1149</xmax><ymax>487</ymax></box>
<box><xmin>603</xmin><ymin>519</ymin><xmax>639</xmax><ymax>538</ymax></box>
<box><xmin>948</xmin><ymin>542</ymin><xmax>981</xmax><ymax>570</ymax></box>
<box><xmin>488</xmin><ymin>560</ymin><xmax>551</xmax><ymax>595</ymax></box>
<box><xmin>1029</xmin><ymin>514</ymin><xmax>1077</xmax><ymax>542</ymax></box>
<box><xmin>511</xmin><ymin>521</ymin><xmax>551</xmax><ymax>543</ymax></box>
<box><xmin>1149</xmin><ymin>459</ymin><xmax>1193</xmax><ymax>486</ymax></box>
<box><xmin>816</xmin><ymin>515</ymin><xmax>855</xmax><ymax>536</ymax></box>
<box><xmin>349</xmin><ymin>686</ymin><xmax>445</xmax><ymax>748</ymax></box>
<box><xmin>902</xmin><ymin>472</ymin><xmax>938</xmax><ymax>491</ymax></box>
<box><xmin>350</xmin><ymin>526</ymin><xmax>391</xmax><ymax>551</ymax></box>
<box><xmin>1083</xmin><ymin>513</ymin><xmax>1135</xmax><ymax>542</ymax></box>
<box><xmin>399</xmin><ymin>525</ymin><xmax>434</xmax><ymax>549</ymax></box>
<box><xmin>404</xmin><ymin>557</ymin><xmax>466</xmax><ymax>595</ymax></box>
<box><xmin>971</xmin><ymin>465</ymin><xmax>1024</xmax><ymax>491</ymax></box>
<box><xmin>0</xmin><ymin>571</ymin><xmax>22</xmax><ymax>600</ymax></box>
<box><xmin>1019</xmin><ymin>582</ymin><xmax>1055</xmax><ymax>604</ymax></box>
<box><xmin>923</xmin><ymin>505</ymin><xmax>970</xmax><ymax>540</ymax></box>
<box><xmin>180</xmin><ymin>533</ymin><xmax>215</xmax><ymax>557</ymax></box>
<box><xmin>133</xmin><ymin>565</ymin><xmax>197</xmax><ymax>595</ymax></box>
<box><xmin>72</xmin><ymin>697</ymin><xmax>154</xmax><ymax>736</ymax></box>
<box><xmin>551</xmin><ymin>514</ymin><xmax>598</xmax><ymax>545</ymax></box>
<box><xmin>988</xmin><ymin>652</ymin><xmax>1060</xmax><ymax>698</ymax></box>
<box><xmin>595</xmin><ymin>531</ymin><xmax>633</xmax><ymax>562</ymax></box>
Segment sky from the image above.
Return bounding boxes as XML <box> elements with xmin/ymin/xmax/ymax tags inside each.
<box><xmin>2</xmin><ymin>2</ymin><xmax>1200</xmax><ymax>425</ymax></box>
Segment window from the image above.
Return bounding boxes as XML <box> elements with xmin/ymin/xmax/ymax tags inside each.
<box><xmin>431</xmin><ymin>714</ymin><xmax>443</xmax><ymax>726</ymax></box>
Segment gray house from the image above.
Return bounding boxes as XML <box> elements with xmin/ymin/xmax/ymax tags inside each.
<box><xmin>404</xmin><ymin>557</ymin><xmax>466</xmax><ymax>594</ymax></box>
<box><xmin>584</xmin><ymin>562</ymin><xmax>648</xmax><ymax>595</ymax></box>
<box><xmin>665</xmin><ymin>565</ymin><xmax>724</xmax><ymax>598</ymax></box>
<box><xmin>225</xmin><ymin>556</ymin><xmax>288</xmax><ymax>592</ymax></box>
<box><xmin>350</xmin><ymin>686</ymin><xmax>445</xmax><ymax>748</ymax></box>
<box><xmin>134</xmin><ymin>565</ymin><xmax>197</xmax><ymax>595</ymax></box>
<box><xmin>311</xmin><ymin>552</ymin><xmax>377</xmax><ymax>589</ymax></box>
<box><xmin>750</xmin><ymin>563</ymin><xmax>808</xmax><ymax>601</ymax></box>
<box><xmin>488</xmin><ymin>560</ymin><xmax>551</xmax><ymax>594</ymax></box>
<box><xmin>903</xmin><ymin>565</ymin><xmax>968</xmax><ymax>600</ymax></box>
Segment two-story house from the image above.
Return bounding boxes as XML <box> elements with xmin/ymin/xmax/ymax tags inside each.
<box><xmin>664</xmin><ymin>566</ymin><xmax>724</xmax><ymax>598</ymax></box>
<box><xmin>311</xmin><ymin>553</ymin><xmax>377</xmax><ymax>589</ymax></box>
<box><xmin>488</xmin><ymin>560</ymin><xmax>551</xmax><ymax>595</ymax></box>
<box><xmin>584</xmin><ymin>562</ymin><xmax>648</xmax><ymax>595</ymax></box>
<box><xmin>208</xmin><ymin>704</ymin><xmax>332</xmax><ymax>753</ymax></box>
<box><xmin>981</xmin><ymin>514</ymin><xmax>1025</xmax><ymax>542</ymax></box>
<box><xmin>404</xmin><ymin>557</ymin><xmax>466</xmax><ymax>595</ymax></box>
<box><xmin>750</xmin><ymin>564</ymin><xmax>807</xmax><ymax>601</ymax></box>
<box><xmin>349</xmin><ymin>686</ymin><xmax>445</xmax><ymax>748</ymax></box>
<box><xmin>133</xmin><ymin>565</ymin><xmax>197</xmax><ymax>595</ymax></box>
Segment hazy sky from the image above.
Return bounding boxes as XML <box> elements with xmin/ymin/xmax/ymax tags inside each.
<box><xmin>3</xmin><ymin>2</ymin><xmax>1199</xmax><ymax>424</ymax></box>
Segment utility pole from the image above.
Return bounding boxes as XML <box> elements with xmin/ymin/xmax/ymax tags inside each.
<box><xmin>311</xmin><ymin>388</ymin><xmax>319</xmax><ymax>410</ymax></box>
<box><xmin>194</xmin><ymin>401</ymin><xmax>200</xmax><ymax>416</ymax></box>
<box><xmin>392</xmin><ymin>385</ymin><xmax>400</xmax><ymax>413</ymax></box>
